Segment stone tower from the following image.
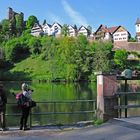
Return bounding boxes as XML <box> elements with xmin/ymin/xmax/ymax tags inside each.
<box><xmin>7</xmin><ymin>7</ymin><xmax>14</xmax><ymax>20</ymax></box>
<box><xmin>135</xmin><ymin>18</ymin><xmax>140</xmax><ymax>42</ymax></box>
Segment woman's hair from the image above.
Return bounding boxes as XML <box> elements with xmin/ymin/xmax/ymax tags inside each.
<box><xmin>21</xmin><ymin>83</ymin><xmax>28</xmax><ymax>90</ymax></box>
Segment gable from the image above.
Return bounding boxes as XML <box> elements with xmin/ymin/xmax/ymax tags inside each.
<box><xmin>115</xmin><ymin>26</ymin><xmax>127</xmax><ymax>33</ymax></box>
<box><xmin>79</xmin><ymin>26</ymin><xmax>89</xmax><ymax>33</ymax></box>
<box><xmin>68</xmin><ymin>25</ymin><xmax>74</xmax><ymax>30</ymax></box>
<box><xmin>51</xmin><ymin>22</ymin><xmax>62</xmax><ymax>29</ymax></box>
<box><xmin>95</xmin><ymin>24</ymin><xmax>108</xmax><ymax>34</ymax></box>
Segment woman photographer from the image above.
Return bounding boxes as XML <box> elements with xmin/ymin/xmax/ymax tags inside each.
<box><xmin>19</xmin><ymin>83</ymin><xmax>33</xmax><ymax>131</ymax></box>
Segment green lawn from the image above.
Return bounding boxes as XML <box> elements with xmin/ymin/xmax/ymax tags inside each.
<box><xmin>10</xmin><ymin>56</ymin><xmax>51</xmax><ymax>80</ymax></box>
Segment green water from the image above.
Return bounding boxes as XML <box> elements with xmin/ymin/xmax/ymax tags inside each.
<box><xmin>3</xmin><ymin>82</ymin><xmax>97</xmax><ymax>126</ymax></box>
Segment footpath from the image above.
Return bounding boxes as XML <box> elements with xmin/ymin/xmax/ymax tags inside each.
<box><xmin>1</xmin><ymin>117</ymin><xmax>140</xmax><ymax>140</ymax></box>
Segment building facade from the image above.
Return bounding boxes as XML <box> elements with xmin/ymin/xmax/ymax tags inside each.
<box><xmin>68</xmin><ymin>25</ymin><xmax>77</xmax><ymax>37</ymax></box>
<box><xmin>93</xmin><ymin>24</ymin><xmax>112</xmax><ymax>41</ymax></box>
<box><xmin>42</xmin><ymin>23</ymin><xmax>51</xmax><ymax>35</ymax></box>
<box><xmin>136</xmin><ymin>18</ymin><xmax>140</xmax><ymax>42</ymax></box>
<box><xmin>78</xmin><ymin>26</ymin><xmax>90</xmax><ymax>37</ymax></box>
<box><xmin>111</xmin><ymin>26</ymin><xmax>131</xmax><ymax>42</ymax></box>
<box><xmin>50</xmin><ymin>22</ymin><xmax>62</xmax><ymax>37</ymax></box>
<box><xmin>31</xmin><ymin>23</ymin><xmax>44</xmax><ymax>37</ymax></box>
<box><xmin>94</xmin><ymin>25</ymin><xmax>130</xmax><ymax>42</ymax></box>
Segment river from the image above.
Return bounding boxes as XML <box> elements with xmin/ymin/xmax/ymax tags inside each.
<box><xmin>3</xmin><ymin>81</ymin><xmax>97</xmax><ymax>126</ymax></box>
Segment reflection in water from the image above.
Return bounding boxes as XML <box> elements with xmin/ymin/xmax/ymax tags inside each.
<box><xmin>4</xmin><ymin>82</ymin><xmax>97</xmax><ymax>126</ymax></box>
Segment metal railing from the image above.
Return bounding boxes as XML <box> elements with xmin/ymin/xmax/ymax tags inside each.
<box><xmin>114</xmin><ymin>92</ymin><xmax>140</xmax><ymax>118</ymax></box>
<box><xmin>6</xmin><ymin>100</ymin><xmax>96</xmax><ymax>126</ymax></box>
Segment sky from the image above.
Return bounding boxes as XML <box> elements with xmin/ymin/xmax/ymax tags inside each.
<box><xmin>0</xmin><ymin>0</ymin><xmax>140</xmax><ymax>37</ymax></box>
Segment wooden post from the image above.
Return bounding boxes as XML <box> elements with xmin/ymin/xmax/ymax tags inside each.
<box><xmin>124</xmin><ymin>79</ymin><xmax>128</xmax><ymax>118</ymax></box>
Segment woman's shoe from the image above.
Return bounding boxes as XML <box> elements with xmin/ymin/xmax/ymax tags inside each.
<box><xmin>2</xmin><ymin>127</ymin><xmax>9</xmax><ymax>131</ymax></box>
<box><xmin>23</xmin><ymin>127</ymin><xmax>30</xmax><ymax>131</ymax></box>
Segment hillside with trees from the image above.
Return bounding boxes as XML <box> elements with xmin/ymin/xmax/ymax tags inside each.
<box><xmin>0</xmin><ymin>14</ymin><xmax>140</xmax><ymax>81</ymax></box>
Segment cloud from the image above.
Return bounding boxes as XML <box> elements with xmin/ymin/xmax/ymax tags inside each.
<box><xmin>62</xmin><ymin>0</ymin><xmax>89</xmax><ymax>26</ymax></box>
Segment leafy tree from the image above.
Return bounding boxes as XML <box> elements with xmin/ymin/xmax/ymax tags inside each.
<box><xmin>73</xmin><ymin>24</ymin><xmax>77</xmax><ymax>30</ymax></box>
<box><xmin>92</xmin><ymin>41</ymin><xmax>112</xmax><ymax>73</ymax></box>
<box><xmin>28</xmin><ymin>37</ymin><xmax>42</xmax><ymax>55</ymax></box>
<box><xmin>114</xmin><ymin>49</ymin><xmax>128</xmax><ymax>69</ymax></box>
<box><xmin>26</xmin><ymin>15</ymin><xmax>38</xmax><ymax>29</ymax></box>
<box><xmin>1</xmin><ymin>19</ymin><xmax>10</xmax><ymax>32</ymax></box>
<box><xmin>0</xmin><ymin>19</ymin><xmax>10</xmax><ymax>39</ymax></box>
<box><xmin>129</xmin><ymin>37</ymin><xmax>136</xmax><ymax>42</ymax></box>
<box><xmin>87</xmin><ymin>25</ymin><xmax>92</xmax><ymax>34</ymax></box>
<box><xmin>73</xmin><ymin>24</ymin><xmax>78</xmax><ymax>36</ymax></box>
<box><xmin>61</xmin><ymin>24</ymin><xmax>69</xmax><ymax>36</ymax></box>
<box><xmin>43</xmin><ymin>19</ymin><xmax>47</xmax><ymax>25</ymax></box>
<box><xmin>15</xmin><ymin>14</ymin><xmax>24</xmax><ymax>36</ymax></box>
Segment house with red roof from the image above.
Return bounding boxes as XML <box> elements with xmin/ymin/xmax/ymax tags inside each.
<box><xmin>94</xmin><ymin>24</ymin><xmax>131</xmax><ymax>42</ymax></box>
<box><xmin>93</xmin><ymin>24</ymin><xmax>112</xmax><ymax>41</ymax></box>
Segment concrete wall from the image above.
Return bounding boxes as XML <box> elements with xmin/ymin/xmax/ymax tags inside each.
<box><xmin>97</xmin><ymin>74</ymin><xmax>118</xmax><ymax>121</ymax></box>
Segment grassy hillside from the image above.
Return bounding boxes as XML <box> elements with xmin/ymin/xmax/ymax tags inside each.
<box><xmin>10</xmin><ymin>56</ymin><xmax>51</xmax><ymax>80</ymax></box>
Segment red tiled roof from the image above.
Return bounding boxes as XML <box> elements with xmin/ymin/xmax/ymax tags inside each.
<box><xmin>94</xmin><ymin>24</ymin><xmax>109</xmax><ymax>34</ymax></box>
<box><xmin>107</xmin><ymin>26</ymin><xmax>120</xmax><ymax>34</ymax></box>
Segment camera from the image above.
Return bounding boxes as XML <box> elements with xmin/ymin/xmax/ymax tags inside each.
<box><xmin>28</xmin><ymin>89</ymin><xmax>34</xmax><ymax>92</ymax></box>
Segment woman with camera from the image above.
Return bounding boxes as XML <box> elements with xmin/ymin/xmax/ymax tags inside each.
<box><xmin>19</xmin><ymin>83</ymin><xmax>33</xmax><ymax>131</ymax></box>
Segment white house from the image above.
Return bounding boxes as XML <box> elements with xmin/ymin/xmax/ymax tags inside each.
<box><xmin>109</xmin><ymin>26</ymin><xmax>131</xmax><ymax>42</ymax></box>
<box><xmin>50</xmin><ymin>22</ymin><xmax>62</xmax><ymax>37</ymax></box>
<box><xmin>136</xmin><ymin>18</ymin><xmax>140</xmax><ymax>42</ymax></box>
<box><xmin>42</xmin><ymin>23</ymin><xmax>51</xmax><ymax>35</ymax></box>
<box><xmin>94</xmin><ymin>25</ymin><xmax>130</xmax><ymax>42</ymax></box>
<box><xmin>68</xmin><ymin>25</ymin><xmax>77</xmax><ymax>37</ymax></box>
<box><xmin>31</xmin><ymin>23</ymin><xmax>44</xmax><ymax>37</ymax></box>
<box><xmin>78</xmin><ymin>26</ymin><xmax>90</xmax><ymax>37</ymax></box>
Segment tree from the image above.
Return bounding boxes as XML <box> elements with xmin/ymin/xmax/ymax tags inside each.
<box><xmin>43</xmin><ymin>19</ymin><xmax>47</xmax><ymax>25</ymax></box>
<box><xmin>87</xmin><ymin>25</ymin><xmax>92</xmax><ymax>34</ymax></box>
<box><xmin>129</xmin><ymin>37</ymin><xmax>136</xmax><ymax>42</ymax></box>
<box><xmin>114</xmin><ymin>49</ymin><xmax>128</xmax><ymax>69</ymax></box>
<box><xmin>73</xmin><ymin>24</ymin><xmax>77</xmax><ymax>30</ymax></box>
<box><xmin>28</xmin><ymin>37</ymin><xmax>42</xmax><ymax>55</ymax></box>
<box><xmin>61</xmin><ymin>24</ymin><xmax>69</xmax><ymax>36</ymax></box>
<box><xmin>26</xmin><ymin>15</ymin><xmax>38</xmax><ymax>29</ymax></box>
<box><xmin>15</xmin><ymin>14</ymin><xmax>24</xmax><ymax>36</ymax></box>
<box><xmin>0</xmin><ymin>19</ymin><xmax>10</xmax><ymax>39</ymax></box>
<box><xmin>92</xmin><ymin>41</ymin><xmax>112</xmax><ymax>73</ymax></box>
